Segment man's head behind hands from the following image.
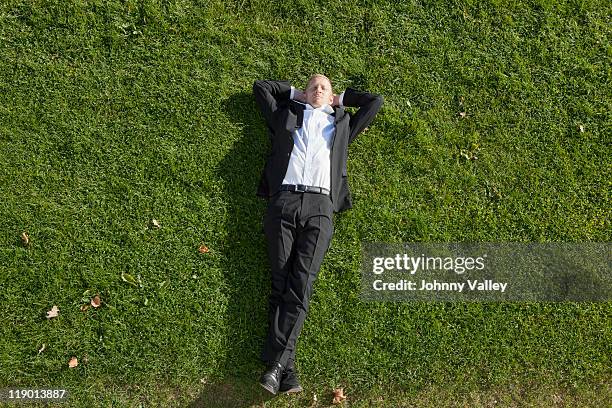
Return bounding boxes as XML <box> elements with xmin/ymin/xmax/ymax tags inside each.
<box><xmin>304</xmin><ymin>74</ymin><xmax>334</xmax><ymax>108</ymax></box>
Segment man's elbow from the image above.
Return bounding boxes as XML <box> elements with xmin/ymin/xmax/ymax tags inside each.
<box><xmin>253</xmin><ymin>80</ymin><xmax>263</xmax><ymax>95</ymax></box>
<box><xmin>371</xmin><ymin>94</ymin><xmax>384</xmax><ymax>112</ymax></box>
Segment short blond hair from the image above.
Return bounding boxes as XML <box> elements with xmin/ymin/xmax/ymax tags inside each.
<box><xmin>306</xmin><ymin>74</ymin><xmax>332</xmax><ymax>91</ymax></box>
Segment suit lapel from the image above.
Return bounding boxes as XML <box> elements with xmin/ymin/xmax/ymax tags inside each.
<box><xmin>283</xmin><ymin>100</ymin><xmax>304</xmax><ymax>133</ymax></box>
<box><xmin>332</xmin><ymin>106</ymin><xmax>345</xmax><ymax>124</ymax></box>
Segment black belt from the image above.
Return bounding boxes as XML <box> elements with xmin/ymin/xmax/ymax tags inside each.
<box><xmin>279</xmin><ymin>184</ymin><xmax>330</xmax><ymax>195</ymax></box>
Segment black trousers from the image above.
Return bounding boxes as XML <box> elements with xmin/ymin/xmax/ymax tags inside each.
<box><xmin>260</xmin><ymin>190</ymin><xmax>334</xmax><ymax>368</ymax></box>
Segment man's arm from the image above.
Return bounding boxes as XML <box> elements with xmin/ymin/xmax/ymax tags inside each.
<box><xmin>252</xmin><ymin>80</ymin><xmax>293</xmax><ymax>126</ymax></box>
<box><xmin>342</xmin><ymin>88</ymin><xmax>384</xmax><ymax>144</ymax></box>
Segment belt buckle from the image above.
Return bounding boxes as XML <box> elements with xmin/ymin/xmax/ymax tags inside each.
<box><xmin>295</xmin><ymin>184</ymin><xmax>306</xmax><ymax>193</ymax></box>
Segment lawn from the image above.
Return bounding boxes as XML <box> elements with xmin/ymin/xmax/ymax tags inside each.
<box><xmin>0</xmin><ymin>0</ymin><xmax>610</xmax><ymax>406</ymax></box>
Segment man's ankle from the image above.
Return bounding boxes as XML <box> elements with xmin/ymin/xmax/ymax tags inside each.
<box><xmin>285</xmin><ymin>359</ymin><xmax>295</xmax><ymax>370</ymax></box>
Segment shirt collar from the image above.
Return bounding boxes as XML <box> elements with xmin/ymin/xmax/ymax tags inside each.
<box><xmin>304</xmin><ymin>103</ymin><xmax>334</xmax><ymax>115</ymax></box>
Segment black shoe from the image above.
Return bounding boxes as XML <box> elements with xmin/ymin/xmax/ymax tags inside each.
<box><xmin>279</xmin><ymin>366</ymin><xmax>303</xmax><ymax>394</ymax></box>
<box><xmin>259</xmin><ymin>361</ymin><xmax>284</xmax><ymax>395</ymax></box>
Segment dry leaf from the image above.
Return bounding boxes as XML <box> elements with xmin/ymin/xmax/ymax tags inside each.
<box><xmin>38</xmin><ymin>344</ymin><xmax>46</xmax><ymax>354</ymax></box>
<box><xmin>21</xmin><ymin>232</ymin><xmax>30</xmax><ymax>246</ymax></box>
<box><xmin>151</xmin><ymin>219</ymin><xmax>161</xmax><ymax>228</ymax></box>
<box><xmin>80</xmin><ymin>304</ymin><xmax>89</xmax><ymax>312</ymax></box>
<box><xmin>332</xmin><ymin>388</ymin><xmax>347</xmax><ymax>404</ymax></box>
<box><xmin>68</xmin><ymin>356</ymin><xmax>78</xmax><ymax>368</ymax></box>
<box><xmin>91</xmin><ymin>295</ymin><xmax>101</xmax><ymax>308</ymax></box>
<box><xmin>198</xmin><ymin>245</ymin><xmax>210</xmax><ymax>254</ymax></box>
<box><xmin>46</xmin><ymin>305</ymin><xmax>59</xmax><ymax>319</ymax></box>
<box><xmin>459</xmin><ymin>111</ymin><xmax>467</xmax><ymax>118</ymax></box>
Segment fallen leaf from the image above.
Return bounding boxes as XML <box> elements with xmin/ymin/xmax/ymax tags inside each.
<box><xmin>80</xmin><ymin>304</ymin><xmax>89</xmax><ymax>312</ymax></box>
<box><xmin>68</xmin><ymin>356</ymin><xmax>78</xmax><ymax>368</ymax></box>
<box><xmin>91</xmin><ymin>295</ymin><xmax>101</xmax><ymax>308</ymax></box>
<box><xmin>332</xmin><ymin>388</ymin><xmax>347</xmax><ymax>404</ymax></box>
<box><xmin>459</xmin><ymin>111</ymin><xmax>467</xmax><ymax>118</ymax></box>
<box><xmin>38</xmin><ymin>344</ymin><xmax>46</xmax><ymax>354</ymax></box>
<box><xmin>20</xmin><ymin>232</ymin><xmax>30</xmax><ymax>246</ymax></box>
<box><xmin>121</xmin><ymin>271</ymin><xmax>139</xmax><ymax>287</ymax></box>
<box><xmin>198</xmin><ymin>245</ymin><xmax>210</xmax><ymax>254</ymax></box>
<box><xmin>151</xmin><ymin>219</ymin><xmax>161</xmax><ymax>228</ymax></box>
<box><xmin>46</xmin><ymin>305</ymin><xmax>59</xmax><ymax>319</ymax></box>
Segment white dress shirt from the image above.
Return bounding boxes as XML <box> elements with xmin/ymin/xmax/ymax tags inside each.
<box><xmin>282</xmin><ymin>87</ymin><xmax>345</xmax><ymax>190</ymax></box>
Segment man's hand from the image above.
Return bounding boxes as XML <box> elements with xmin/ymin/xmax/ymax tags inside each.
<box><xmin>332</xmin><ymin>94</ymin><xmax>340</xmax><ymax>107</ymax></box>
<box><xmin>294</xmin><ymin>89</ymin><xmax>307</xmax><ymax>103</ymax></box>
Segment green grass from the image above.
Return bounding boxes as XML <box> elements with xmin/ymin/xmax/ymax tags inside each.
<box><xmin>0</xmin><ymin>0</ymin><xmax>610</xmax><ymax>406</ymax></box>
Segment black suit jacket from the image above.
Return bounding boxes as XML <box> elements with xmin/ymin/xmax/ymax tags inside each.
<box><xmin>253</xmin><ymin>80</ymin><xmax>383</xmax><ymax>213</ymax></box>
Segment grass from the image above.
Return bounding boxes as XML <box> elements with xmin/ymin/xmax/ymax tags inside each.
<box><xmin>0</xmin><ymin>0</ymin><xmax>610</xmax><ymax>406</ymax></box>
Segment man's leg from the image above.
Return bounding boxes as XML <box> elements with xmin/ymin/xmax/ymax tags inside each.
<box><xmin>261</xmin><ymin>191</ymin><xmax>300</xmax><ymax>364</ymax></box>
<box><xmin>266</xmin><ymin>192</ymin><xmax>334</xmax><ymax>368</ymax></box>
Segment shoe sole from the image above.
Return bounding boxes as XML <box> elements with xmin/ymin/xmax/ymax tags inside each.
<box><xmin>259</xmin><ymin>381</ymin><xmax>278</xmax><ymax>395</ymax></box>
<box><xmin>281</xmin><ymin>386</ymin><xmax>303</xmax><ymax>394</ymax></box>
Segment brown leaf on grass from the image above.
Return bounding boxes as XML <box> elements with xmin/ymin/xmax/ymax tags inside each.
<box><xmin>46</xmin><ymin>305</ymin><xmax>59</xmax><ymax>319</ymax></box>
<box><xmin>332</xmin><ymin>388</ymin><xmax>347</xmax><ymax>404</ymax></box>
<box><xmin>68</xmin><ymin>356</ymin><xmax>78</xmax><ymax>368</ymax></box>
<box><xmin>91</xmin><ymin>295</ymin><xmax>101</xmax><ymax>308</ymax></box>
<box><xmin>20</xmin><ymin>232</ymin><xmax>30</xmax><ymax>246</ymax></box>
<box><xmin>198</xmin><ymin>244</ymin><xmax>210</xmax><ymax>254</ymax></box>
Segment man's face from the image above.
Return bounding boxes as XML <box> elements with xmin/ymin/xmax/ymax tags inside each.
<box><xmin>305</xmin><ymin>76</ymin><xmax>333</xmax><ymax>108</ymax></box>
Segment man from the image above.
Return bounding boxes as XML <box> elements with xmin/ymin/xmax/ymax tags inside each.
<box><xmin>252</xmin><ymin>75</ymin><xmax>383</xmax><ymax>395</ymax></box>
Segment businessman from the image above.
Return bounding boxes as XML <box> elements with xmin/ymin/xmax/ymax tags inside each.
<box><xmin>253</xmin><ymin>75</ymin><xmax>383</xmax><ymax>395</ymax></box>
